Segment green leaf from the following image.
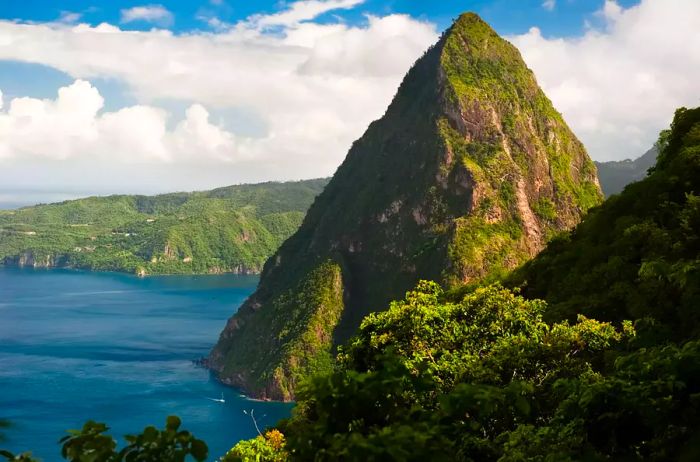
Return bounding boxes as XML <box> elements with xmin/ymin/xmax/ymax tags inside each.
<box><xmin>165</xmin><ymin>415</ymin><xmax>181</xmax><ymax>431</ymax></box>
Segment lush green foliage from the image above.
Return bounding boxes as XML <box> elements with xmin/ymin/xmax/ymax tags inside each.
<box><xmin>510</xmin><ymin>107</ymin><xmax>700</xmax><ymax>341</ymax></box>
<box><xmin>276</xmin><ymin>283</ymin><xmax>645</xmax><ymax>461</ymax></box>
<box><xmin>0</xmin><ymin>179</ymin><xmax>327</xmax><ymax>275</ymax></box>
<box><xmin>215</xmin><ymin>260</ymin><xmax>345</xmax><ymax>401</ymax></box>
<box><xmin>0</xmin><ymin>416</ymin><xmax>207</xmax><ymax>462</ymax></box>
<box><xmin>223</xmin><ymin>430</ymin><xmax>287</xmax><ymax>462</ymax></box>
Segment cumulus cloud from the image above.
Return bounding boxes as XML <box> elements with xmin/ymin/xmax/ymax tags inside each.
<box><xmin>510</xmin><ymin>0</ymin><xmax>700</xmax><ymax>160</ymax></box>
<box><xmin>3</xmin><ymin>0</ymin><xmax>697</xmax><ymax>199</ymax></box>
<box><xmin>0</xmin><ymin>80</ymin><xmax>239</xmax><ymax>163</ymax></box>
<box><xmin>120</xmin><ymin>4</ymin><xmax>174</xmax><ymax>26</ymax></box>
<box><xmin>249</xmin><ymin>0</ymin><xmax>364</xmax><ymax>28</ymax></box>
<box><xmin>0</xmin><ymin>3</ymin><xmax>437</xmax><ymax>185</ymax></box>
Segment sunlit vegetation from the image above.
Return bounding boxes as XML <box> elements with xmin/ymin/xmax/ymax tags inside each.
<box><xmin>0</xmin><ymin>179</ymin><xmax>327</xmax><ymax>275</ymax></box>
<box><xmin>3</xmin><ymin>8</ymin><xmax>700</xmax><ymax>462</ymax></box>
<box><xmin>8</xmin><ymin>106</ymin><xmax>699</xmax><ymax>461</ymax></box>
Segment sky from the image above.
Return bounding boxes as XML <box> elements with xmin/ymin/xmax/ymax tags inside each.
<box><xmin>0</xmin><ymin>0</ymin><xmax>699</xmax><ymax>205</ymax></box>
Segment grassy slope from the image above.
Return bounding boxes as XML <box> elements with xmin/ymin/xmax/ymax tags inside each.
<box><xmin>0</xmin><ymin>179</ymin><xmax>328</xmax><ymax>275</ymax></box>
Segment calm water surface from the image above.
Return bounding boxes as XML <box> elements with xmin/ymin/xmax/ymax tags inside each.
<box><xmin>0</xmin><ymin>268</ymin><xmax>292</xmax><ymax>461</ymax></box>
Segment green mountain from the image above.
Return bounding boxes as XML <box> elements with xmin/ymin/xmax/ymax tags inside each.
<box><xmin>208</xmin><ymin>13</ymin><xmax>602</xmax><ymax>401</ymax></box>
<box><xmin>0</xmin><ymin>179</ymin><xmax>328</xmax><ymax>275</ymax></box>
<box><xmin>595</xmin><ymin>146</ymin><xmax>658</xmax><ymax>196</ymax></box>
<box><xmin>227</xmin><ymin>108</ymin><xmax>700</xmax><ymax>461</ymax></box>
<box><xmin>510</xmin><ymin>106</ymin><xmax>700</xmax><ymax>340</ymax></box>
<box><xmin>7</xmin><ymin>106</ymin><xmax>699</xmax><ymax>462</ymax></box>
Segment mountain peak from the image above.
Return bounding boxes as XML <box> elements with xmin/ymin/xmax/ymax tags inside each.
<box><xmin>208</xmin><ymin>13</ymin><xmax>602</xmax><ymax>401</ymax></box>
<box><xmin>447</xmin><ymin>12</ymin><xmax>494</xmax><ymax>38</ymax></box>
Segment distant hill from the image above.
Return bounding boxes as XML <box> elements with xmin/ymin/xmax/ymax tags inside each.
<box><xmin>595</xmin><ymin>146</ymin><xmax>658</xmax><ymax>196</ymax></box>
<box><xmin>0</xmin><ymin>179</ymin><xmax>328</xmax><ymax>275</ymax></box>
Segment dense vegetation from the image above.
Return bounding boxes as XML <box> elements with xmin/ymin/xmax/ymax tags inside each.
<box><xmin>0</xmin><ymin>179</ymin><xmax>327</xmax><ymax>275</ymax></box>
<box><xmin>4</xmin><ymin>14</ymin><xmax>698</xmax><ymax>462</ymax></box>
<box><xmin>273</xmin><ymin>284</ymin><xmax>694</xmax><ymax>461</ymax></box>
<box><xmin>208</xmin><ymin>12</ymin><xmax>601</xmax><ymax>400</ymax></box>
<box><xmin>510</xmin><ymin>107</ymin><xmax>700</xmax><ymax>341</ymax></box>
<box><xmin>595</xmin><ymin>147</ymin><xmax>658</xmax><ymax>197</ymax></box>
<box><xmin>218</xmin><ymin>106</ymin><xmax>700</xmax><ymax>460</ymax></box>
<box><xmin>216</xmin><ymin>260</ymin><xmax>345</xmax><ymax>401</ymax></box>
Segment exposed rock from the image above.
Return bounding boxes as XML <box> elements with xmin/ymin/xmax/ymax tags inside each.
<box><xmin>208</xmin><ymin>13</ymin><xmax>602</xmax><ymax>401</ymax></box>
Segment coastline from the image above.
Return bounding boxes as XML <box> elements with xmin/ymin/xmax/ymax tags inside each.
<box><xmin>0</xmin><ymin>260</ymin><xmax>264</xmax><ymax>277</ymax></box>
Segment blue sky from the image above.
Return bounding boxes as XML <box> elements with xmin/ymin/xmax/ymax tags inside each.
<box><xmin>0</xmin><ymin>0</ymin><xmax>698</xmax><ymax>205</ymax></box>
<box><xmin>0</xmin><ymin>0</ymin><xmax>642</xmax><ymax>105</ymax></box>
<box><xmin>0</xmin><ymin>0</ymin><xmax>649</xmax><ymax>107</ymax></box>
<box><xmin>2</xmin><ymin>0</ymin><xmax>641</xmax><ymax>36</ymax></box>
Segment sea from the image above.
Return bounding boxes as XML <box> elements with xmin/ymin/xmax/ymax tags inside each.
<box><xmin>0</xmin><ymin>267</ymin><xmax>293</xmax><ymax>461</ymax></box>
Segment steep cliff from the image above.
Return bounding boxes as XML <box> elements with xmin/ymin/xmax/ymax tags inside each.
<box><xmin>209</xmin><ymin>13</ymin><xmax>602</xmax><ymax>400</ymax></box>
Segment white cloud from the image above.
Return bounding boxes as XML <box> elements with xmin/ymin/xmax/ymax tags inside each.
<box><xmin>0</xmin><ymin>80</ymin><xmax>241</xmax><ymax>164</ymax></box>
<box><xmin>542</xmin><ymin>0</ymin><xmax>556</xmax><ymax>12</ymax></box>
<box><xmin>510</xmin><ymin>0</ymin><xmax>700</xmax><ymax>161</ymax></box>
<box><xmin>249</xmin><ymin>0</ymin><xmax>364</xmax><ymax>28</ymax></box>
<box><xmin>0</xmin><ymin>5</ymin><xmax>437</xmax><ymax>187</ymax></box>
<box><xmin>600</xmin><ymin>0</ymin><xmax>623</xmax><ymax>22</ymax></box>
<box><xmin>4</xmin><ymin>0</ymin><xmax>696</xmax><ymax>200</ymax></box>
<box><xmin>120</xmin><ymin>4</ymin><xmax>174</xmax><ymax>26</ymax></box>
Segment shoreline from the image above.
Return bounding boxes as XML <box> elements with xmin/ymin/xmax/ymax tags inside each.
<box><xmin>193</xmin><ymin>358</ymin><xmax>291</xmax><ymax>403</ymax></box>
<box><xmin>0</xmin><ymin>262</ymin><xmax>263</xmax><ymax>278</ymax></box>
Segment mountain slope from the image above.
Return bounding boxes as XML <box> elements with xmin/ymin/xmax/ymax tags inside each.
<box><xmin>0</xmin><ymin>179</ymin><xmax>328</xmax><ymax>275</ymax></box>
<box><xmin>209</xmin><ymin>13</ymin><xmax>602</xmax><ymax>400</ymax></box>
<box><xmin>595</xmin><ymin>146</ymin><xmax>658</xmax><ymax>196</ymax></box>
<box><xmin>511</xmin><ymin>106</ymin><xmax>700</xmax><ymax>339</ymax></box>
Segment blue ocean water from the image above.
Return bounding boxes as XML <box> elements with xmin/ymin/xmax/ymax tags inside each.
<box><xmin>0</xmin><ymin>268</ymin><xmax>293</xmax><ymax>461</ymax></box>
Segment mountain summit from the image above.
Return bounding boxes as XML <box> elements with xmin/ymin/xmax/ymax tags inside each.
<box><xmin>208</xmin><ymin>13</ymin><xmax>602</xmax><ymax>400</ymax></box>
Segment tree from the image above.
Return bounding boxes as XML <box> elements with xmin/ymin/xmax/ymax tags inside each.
<box><xmin>279</xmin><ymin>283</ymin><xmax>636</xmax><ymax>461</ymax></box>
<box><xmin>1</xmin><ymin>416</ymin><xmax>207</xmax><ymax>462</ymax></box>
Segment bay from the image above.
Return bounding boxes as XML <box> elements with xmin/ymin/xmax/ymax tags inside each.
<box><xmin>0</xmin><ymin>267</ymin><xmax>292</xmax><ymax>461</ymax></box>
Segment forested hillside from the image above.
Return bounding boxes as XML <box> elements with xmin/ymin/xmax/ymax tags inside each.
<box><xmin>223</xmin><ymin>108</ymin><xmax>700</xmax><ymax>461</ymax></box>
<box><xmin>4</xmin><ymin>22</ymin><xmax>700</xmax><ymax>462</ymax></box>
<box><xmin>0</xmin><ymin>179</ymin><xmax>328</xmax><ymax>275</ymax></box>
<box><xmin>510</xmin><ymin>107</ymin><xmax>700</xmax><ymax>340</ymax></box>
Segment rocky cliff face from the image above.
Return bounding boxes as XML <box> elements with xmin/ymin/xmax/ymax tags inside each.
<box><xmin>2</xmin><ymin>251</ymin><xmax>69</xmax><ymax>268</ymax></box>
<box><xmin>208</xmin><ymin>13</ymin><xmax>602</xmax><ymax>401</ymax></box>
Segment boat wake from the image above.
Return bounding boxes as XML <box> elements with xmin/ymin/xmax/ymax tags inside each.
<box><xmin>206</xmin><ymin>392</ymin><xmax>225</xmax><ymax>403</ymax></box>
